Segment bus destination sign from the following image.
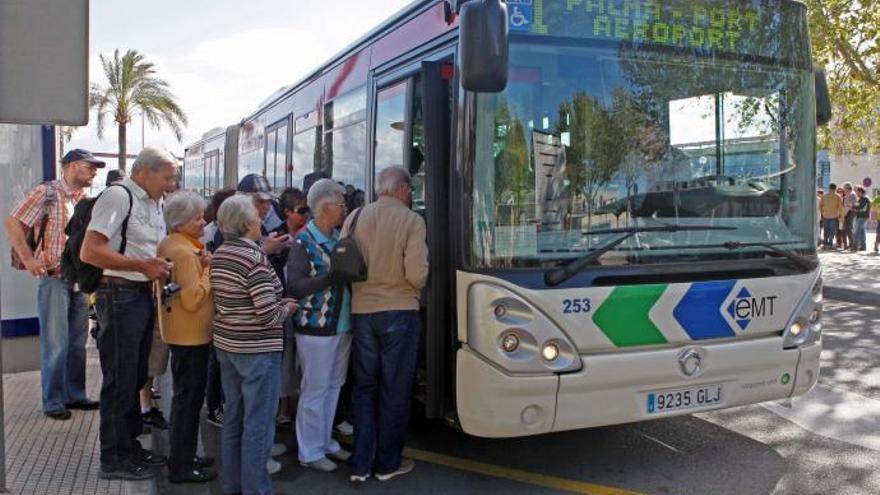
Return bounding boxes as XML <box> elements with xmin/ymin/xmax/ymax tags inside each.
<box><xmin>507</xmin><ymin>0</ymin><xmax>784</xmax><ymax>57</ymax></box>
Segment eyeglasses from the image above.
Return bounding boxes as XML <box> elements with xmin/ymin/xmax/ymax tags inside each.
<box><xmin>295</xmin><ymin>206</ymin><xmax>310</xmax><ymax>215</ymax></box>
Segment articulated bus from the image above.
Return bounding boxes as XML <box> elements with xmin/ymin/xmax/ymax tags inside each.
<box><xmin>184</xmin><ymin>0</ymin><xmax>830</xmax><ymax>437</ymax></box>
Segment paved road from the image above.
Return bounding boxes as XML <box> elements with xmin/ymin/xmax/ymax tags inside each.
<box><xmin>136</xmin><ymin>300</ymin><xmax>879</xmax><ymax>495</ymax></box>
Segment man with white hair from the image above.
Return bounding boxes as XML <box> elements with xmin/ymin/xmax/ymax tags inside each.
<box><xmin>344</xmin><ymin>166</ymin><xmax>429</xmax><ymax>483</ymax></box>
<box><xmin>81</xmin><ymin>146</ymin><xmax>178</xmax><ymax>481</ymax></box>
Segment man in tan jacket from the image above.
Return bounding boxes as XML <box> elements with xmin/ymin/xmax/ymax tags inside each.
<box><xmin>819</xmin><ymin>182</ymin><xmax>843</xmax><ymax>248</ymax></box>
<box><xmin>343</xmin><ymin>166</ymin><xmax>428</xmax><ymax>483</ymax></box>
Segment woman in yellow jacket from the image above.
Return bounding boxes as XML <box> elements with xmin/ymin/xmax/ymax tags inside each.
<box><xmin>157</xmin><ymin>191</ymin><xmax>216</xmax><ymax>484</ymax></box>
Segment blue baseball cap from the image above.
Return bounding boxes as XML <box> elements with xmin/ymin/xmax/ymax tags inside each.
<box><xmin>237</xmin><ymin>174</ymin><xmax>274</xmax><ymax>200</ymax></box>
<box><xmin>62</xmin><ymin>148</ymin><xmax>106</xmax><ymax>168</ymax></box>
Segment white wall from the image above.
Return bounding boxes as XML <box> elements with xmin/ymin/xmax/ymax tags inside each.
<box><xmin>830</xmin><ymin>154</ymin><xmax>880</xmax><ymax>197</ymax></box>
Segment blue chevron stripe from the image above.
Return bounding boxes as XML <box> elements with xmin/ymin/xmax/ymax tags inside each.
<box><xmin>673</xmin><ymin>281</ymin><xmax>737</xmax><ymax>340</ymax></box>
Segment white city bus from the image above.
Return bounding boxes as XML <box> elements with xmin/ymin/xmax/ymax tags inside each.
<box><xmin>183</xmin><ymin>0</ymin><xmax>830</xmax><ymax>437</ymax></box>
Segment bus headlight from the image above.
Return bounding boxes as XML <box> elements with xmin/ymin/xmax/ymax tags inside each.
<box><xmin>783</xmin><ymin>271</ymin><xmax>823</xmax><ymax>349</ymax></box>
<box><xmin>541</xmin><ymin>342</ymin><xmax>560</xmax><ymax>362</ymax></box>
<box><xmin>469</xmin><ymin>283</ymin><xmax>582</xmax><ymax>374</ymax></box>
<box><xmin>501</xmin><ymin>333</ymin><xmax>520</xmax><ymax>353</ymax></box>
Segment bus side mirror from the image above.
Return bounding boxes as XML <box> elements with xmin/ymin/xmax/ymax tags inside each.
<box><xmin>814</xmin><ymin>66</ymin><xmax>832</xmax><ymax>127</ymax></box>
<box><xmin>459</xmin><ymin>0</ymin><xmax>509</xmax><ymax>93</ymax></box>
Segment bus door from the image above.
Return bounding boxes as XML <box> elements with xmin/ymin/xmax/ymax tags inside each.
<box><xmin>371</xmin><ymin>57</ymin><xmax>454</xmax><ymax>419</ymax></box>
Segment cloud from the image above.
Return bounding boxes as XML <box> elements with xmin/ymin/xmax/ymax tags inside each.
<box><xmin>70</xmin><ymin>0</ymin><xmax>414</xmax><ymax>160</ymax></box>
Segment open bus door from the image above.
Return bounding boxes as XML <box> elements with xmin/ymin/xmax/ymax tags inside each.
<box><xmin>371</xmin><ymin>56</ymin><xmax>454</xmax><ymax>420</ymax></box>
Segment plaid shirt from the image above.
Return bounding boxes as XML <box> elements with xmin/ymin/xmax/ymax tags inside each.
<box><xmin>10</xmin><ymin>179</ymin><xmax>86</xmax><ymax>272</ymax></box>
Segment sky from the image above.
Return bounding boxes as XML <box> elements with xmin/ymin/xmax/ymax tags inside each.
<box><xmin>67</xmin><ymin>0</ymin><xmax>414</xmax><ymax>165</ymax></box>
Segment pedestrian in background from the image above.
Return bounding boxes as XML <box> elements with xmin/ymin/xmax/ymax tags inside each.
<box><xmin>4</xmin><ymin>148</ymin><xmax>104</xmax><ymax>420</ymax></box>
<box><xmin>852</xmin><ymin>186</ymin><xmax>870</xmax><ymax>252</ymax></box>
<box><xmin>210</xmin><ymin>194</ymin><xmax>296</xmax><ymax>495</ymax></box>
<box><xmin>286</xmin><ymin>179</ymin><xmax>352</xmax><ymax>473</ymax></box>
<box><xmin>81</xmin><ymin>147</ymin><xmax>178</xmax><ymax>481</ymax></box>
<box><xmin>820</xmin><ymin>183</ymin><xmax>842</xmax><ymax>249</ymax></box>
<box><xmin>345</xmin><ymin>166</ymin><xmax>429</xmax><ymax>483</ymax></box>
<box><xmin>843</xmin><ymin>182</ymin><xmax>857</xmax><ymax>250</ymax></box>
<box><xmin>157</xmin><ymin>191</ymin><xmax>217</xmax><ymax>484</ymax></box>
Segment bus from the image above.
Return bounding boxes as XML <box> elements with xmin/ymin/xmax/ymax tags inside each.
<box><xmin>183</xmin><ymin>0</ymin><xmax>830</xmax><ymax>438</ymax></box>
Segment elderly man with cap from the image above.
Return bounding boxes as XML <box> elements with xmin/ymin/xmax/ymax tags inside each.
<box><xmin>4</xmin><ymin>148</ymin><xmax>105</xmax><ymax>420</ymax></box>
<box><xmin>211</xmin><ymin>173</ymin><xmax>288</xmax><ymax>256</ymax></box>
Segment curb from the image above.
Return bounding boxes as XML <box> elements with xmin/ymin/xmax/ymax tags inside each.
<box><xmin>824</xmin><ymin>286</ymin><xmax>880</xmax><ymax>307</ymax></box>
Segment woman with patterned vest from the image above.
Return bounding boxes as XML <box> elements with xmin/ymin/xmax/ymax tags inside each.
<box><xmin>285</xmin><ymin>179</ymin><xmax>353</xmax><ymax>473</ymax></box>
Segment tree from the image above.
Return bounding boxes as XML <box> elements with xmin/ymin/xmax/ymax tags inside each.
<box><xmin>57</xmin><ymin>126</ymin><xmax>77</xmax><ymax>155</ymax></box>
<box><xmin>90</xmin><ymin>49</ymin><xmax>187</xmax><ymax>170</ymax></box>
<box><xmin>806</xmin><ymin>0</ymin><xmax>880</xmax><ymax>154</ymax></box>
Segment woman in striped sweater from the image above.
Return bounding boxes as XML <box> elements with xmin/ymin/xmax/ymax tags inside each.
<box><xmin>210</xmin><ymin>194</ymin><xmax>297</xmax><ymax>495</ymax></box>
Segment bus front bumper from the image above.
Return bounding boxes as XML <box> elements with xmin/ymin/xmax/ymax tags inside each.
<box><xmin>456</xmin><ymin>337</ymin><xmax>821</xmax><ymax>438</ymax></box>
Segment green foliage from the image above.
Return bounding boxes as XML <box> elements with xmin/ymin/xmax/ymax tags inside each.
<box><xmin>806</xmin><ymin>0</ymin><xmax>880</xmax><ymax>154</ymax></box>
<box><xmin>90</xmin><ymin>49</ymin><xmax>187</xmax><ymax>169</ymax></box>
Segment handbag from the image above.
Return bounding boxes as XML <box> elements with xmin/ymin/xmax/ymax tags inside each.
<box><xmin>329</xmin><ymin>207</ymin><xmax>368</xmax><ymax>283</ymax></box>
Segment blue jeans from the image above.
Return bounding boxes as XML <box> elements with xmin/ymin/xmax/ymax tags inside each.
<box><xmin>37</xmin><ymin>276</ymin><xmax>89</xmax><ymax>412</ymax></box>
<box><xmin>822</xmin><ymin>218</ymin><xmax>838</xmax><ymax>247</ymax></box>
<box><xmin>95</xmin><ymin>282</ymin><xmax>155</xmax><ymax>468</ymax></box>
<box><xmin>351</xmin><ymin>311</ymin><xmax>420</xmax><ymax>476</ymax></box>
<box><xmin>216</xmin><ymin>349</ymin><xmax>281</xmax><ymax>495</ymax></box>
<box><xmin>854</xmin><ymin>217</ymin><xmax>868</xmax><ymax>250</ymax></box>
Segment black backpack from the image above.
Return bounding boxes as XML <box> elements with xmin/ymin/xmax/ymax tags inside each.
<box><xmin>61</xmin><ymin>185</ymin><xmax>133</xmax><ymax>293</ymax></box>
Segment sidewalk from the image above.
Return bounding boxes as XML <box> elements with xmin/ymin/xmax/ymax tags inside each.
<box><xmin>820</xmin><ymin>232</ymin><xmax>880</xmax><ymax>306</ymax></box>
<box><xmin>2</xmin><ymin>343</ymin><xmax>128</xmax><ymax>495</ymax></box>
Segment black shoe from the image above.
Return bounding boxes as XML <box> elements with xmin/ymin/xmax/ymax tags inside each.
<box><xmin>142</xmin><ymin>408</ymin><xmax>169</xmax><ymax>430</ymax></box>
<box><xmin>194</xmin><ymin>456</ymin><xmax>215</xmax><ymax>469</ymax></box>
<box><xmin>45</xmin><ymin>408</ymin><xmax>72</xmax><ymax>420</ymax></box>
<box><xmin>169</xmin><ymin>467</ymin><xmax>217</xmax><ymax>484</ymax></box>
<box><xmin>66</xmin><ymin>399</ymin><xmax>99</xmax><ymax>410</ymax></box>
<box><xmin>99</xmin><ymin>461</ymin><xmax>157</xmax><ymax>481</ymax></box>
<box><xmin>206</xmin><ymin>408</ymin><xmax>223</xmax><ymax>428</ymax></box>
<box><xmin>136</xmin><ymin>448</ymin><xmax>168</xmax><ymax>468</ymax></box>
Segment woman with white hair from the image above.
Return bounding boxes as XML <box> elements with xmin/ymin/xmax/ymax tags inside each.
<box><xmin>156</xmin><ymin>191</ymin><xmax>217</xmax><ymax>484</ymax></box>
<box><xmin>286</xmin><ymin>178</ymin><xmax>353</xmax><ymax>472</ymax></box>
<box><xmin>210</xmin><ymin>194</ymin><xmax>296</xmax><ymax>494</ymax></box>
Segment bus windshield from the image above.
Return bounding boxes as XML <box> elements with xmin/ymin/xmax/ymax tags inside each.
<box><xmin>468</xmin><ymin>0</ymin><xmax>817</xmax><ymax>269</ymax></box>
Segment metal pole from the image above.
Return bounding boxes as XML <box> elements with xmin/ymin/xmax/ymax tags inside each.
<box><xmin>0</xmin><ymin>294</ymin><xmax>7</xmax><ymax>493</ymax></box>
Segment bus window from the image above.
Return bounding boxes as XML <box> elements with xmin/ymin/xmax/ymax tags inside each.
<box><xmin>374</xmin><ymin>80</ymin><xmax>410</xmax><ymax>180</ymax></box>
<box><xmin>324</xmin><ymin>87</ymin><xmax>367</xmax><ymax>191</ymax></box>
<box><xmin>265</xmin><ymin>120</ymin><xmax>289</xmax><ymax>190</ymax></box>
<box><xmin>293</xmin><ymin>112</ymin><xmax>321</xmax><ymax>190</ymax></box>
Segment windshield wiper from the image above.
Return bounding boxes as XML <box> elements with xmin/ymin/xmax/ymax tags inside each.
<box><xmin>544</xmin><ymin>224</ymin><xmax>738</xmax><ymax>287</ymax></box>
<box><xmin>722</xmin><ymin>241</ymin><xmax>816</xmax><ymax>270</ymax></box>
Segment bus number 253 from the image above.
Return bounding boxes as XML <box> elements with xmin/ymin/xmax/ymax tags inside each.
<box><xmin>562</xmin><ymin>298</ymin><xmax>592</xmax><ymax>314</ymax></box>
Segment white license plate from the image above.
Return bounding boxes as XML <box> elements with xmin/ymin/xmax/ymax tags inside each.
<box><xmin>646</xmin><ymin>384</ymin><xmax>723</xmax><ymax>414</ymax></box>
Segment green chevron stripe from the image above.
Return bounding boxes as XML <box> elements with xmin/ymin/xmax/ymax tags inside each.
<box><xmin>592</xmin><ymin>285</ymin><xmax>669</xmax><ymax>347</ymax></box>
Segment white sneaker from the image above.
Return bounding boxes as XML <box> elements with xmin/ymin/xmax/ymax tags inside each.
<box><xmin>270</xmin><ymin>443</ymin><xmax>288</xmax><ymax>457</ymax></box>
<box><xmin>327</xmin><ymin>448</ymin><xmax>351</xmax><ymax>462</ymax></box>
<box><xmin>350</xmin><ymin>472</ymin><xmax>371</xmax><ymax>483</ymax></box>
<box><xmin>267</xmin><ymin>458</ymin><xmax>281</xmax><ymax>475</ymax></box>
<box><xmin>300</xmin><ymin>457</ymin><xmax>338</xmax><ymax>473</ymax></box>
<box><xmin>335</xmin><ymin>421</ymin><xmax>354</xmax><ymax>436</ymax></box>
<box><xmin>376</xmin><ymin>458</ymin><xmax>415</xmax><ymax>481</ymax></box>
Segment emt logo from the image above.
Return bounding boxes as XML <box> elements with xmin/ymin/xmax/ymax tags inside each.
<box><xmin>726</xmin><ymin>287</ymin><xmax>778</xmax><ymax>331</ymax></box>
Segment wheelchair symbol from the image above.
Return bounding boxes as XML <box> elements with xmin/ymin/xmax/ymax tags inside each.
<box><xmin>510</xmin><ymin>7</ymin><xmax>529</xmax><ymax>28</ymax></box>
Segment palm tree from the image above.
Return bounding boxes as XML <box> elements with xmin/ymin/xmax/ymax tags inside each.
<box><xmin>90</xmin><ymin>49</ymin><xmax>187</xmax><ymax>170</ymax></box>
<box><xmin>57</xmin><ymin>126</ymin><xmax>76</xmax><ymax>155</ymax></box>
